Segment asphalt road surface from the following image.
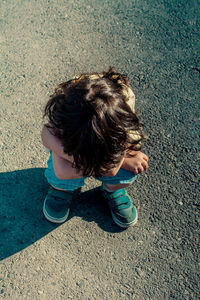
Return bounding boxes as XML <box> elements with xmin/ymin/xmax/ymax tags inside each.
<box><xmin>0</xmin><ymin>0</ymin><xmax>199</xmax><ymax>299</ymax></box>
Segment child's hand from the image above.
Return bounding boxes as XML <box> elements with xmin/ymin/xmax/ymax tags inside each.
<box><xmin>122</xmin><ymin>151</ymin><xmax>149</xmax><ymax>175</ymax></box>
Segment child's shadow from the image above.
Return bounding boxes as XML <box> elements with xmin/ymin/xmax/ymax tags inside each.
<box><xmin>0</xmin><ymin>168</ymin><xmax>123</xmax><ymax>260</ymax></box>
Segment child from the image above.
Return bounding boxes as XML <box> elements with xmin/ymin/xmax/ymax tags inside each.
<box><xmin>41</xmin><ymin>68</ymin><xmax>148</xmax><ymax>228</ymax></box>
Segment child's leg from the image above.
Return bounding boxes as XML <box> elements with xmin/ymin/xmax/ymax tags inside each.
<box><xmin>103</xmin><ymin>183</ymin><xmax>133</xmax><ymax>192</ymax></box>
<box><xmin>43</xmin><ymin>152</ymin><xmax>85</xmax><ymax>223</ymax></box>
<box><xmin>97</xmin><ymin>169</ymin><xmax>138</xmax><ymax>228</ymax></box>
<box><xmin>100</xmin><ymin>168</ymin><xmax>137</xmax><ymax>192</ymax></box>
<box><xmin>45</xmin><ymin>152</ymin><xmax>85</xmax><ymax>191</ymax></box>
<box><xmin>51</xmin><ymin>151</ymin><xmax>84</xmax><ymax>181</ymax></box>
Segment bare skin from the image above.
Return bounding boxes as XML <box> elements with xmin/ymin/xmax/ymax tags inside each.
<box><xmin>41</xmin><ymin>125</ymin><xmax>149</xmax><ymax>190</ymax></box>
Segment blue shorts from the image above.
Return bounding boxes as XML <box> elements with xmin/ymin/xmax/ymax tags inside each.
<box><xmin>45</xmin><ymin>153</ymin><xmax>137</xmax><ymax>191</ymax></box>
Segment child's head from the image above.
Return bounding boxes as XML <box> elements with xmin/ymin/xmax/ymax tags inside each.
<box><xmin>44</xmin><ymin>68</ymin><xmax>144</xmax><ymax>176</ymax></box>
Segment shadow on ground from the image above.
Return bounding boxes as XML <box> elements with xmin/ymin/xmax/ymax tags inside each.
<box><xmin>0</xmin><ymin>168</ymin><xmax>123</xmax><ymax>260</ymax></box>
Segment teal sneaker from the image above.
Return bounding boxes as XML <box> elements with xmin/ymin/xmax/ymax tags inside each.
<box><xmin>43</xmin><ymin>187</ymin><xmax>78</xmax><ymax>224</ymax></box>
<box><xmin>101</xmin><ymin>188</ymin><xmax>138</xmax><ymax>228</ymax></box>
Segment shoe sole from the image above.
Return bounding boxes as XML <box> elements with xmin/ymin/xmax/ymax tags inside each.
<box><xmin>111</xmin><ymin>210</ymin><xmax>138</xmax><ymax>228</ymax></box>
<box><xmin>43</xmin><ymin>197</ymin><xmax>70</xmax><ymax>224</ymax></box>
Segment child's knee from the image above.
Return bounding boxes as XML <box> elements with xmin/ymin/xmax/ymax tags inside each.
<box><xmin>53</xmin><ymin>163</ymin><xmax>80</xmax><ymax>180</ymax></box>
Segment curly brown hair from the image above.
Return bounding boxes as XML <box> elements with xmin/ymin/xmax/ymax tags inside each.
<box><xmin>44</xmin><ymin>68</ymin><xmax>145</xmax><ymax>177</ymax></box>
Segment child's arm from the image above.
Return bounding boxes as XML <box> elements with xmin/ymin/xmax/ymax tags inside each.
<box><xmin>41</xmin><ymin>125</ymin><xmax>74</xmax><ymax>163</ymax></box>
<box><xmin>105</xmin><ymin>151</ymin><xmax>148</xmax><ymax>177</ymax></box>
<box><xmin>41</xmin><ymin>125</ymin><xmax>148</xmax><ymax>177</ymax></box>
<box><xmin>121</xmin><ymin>151</ymin><xmax>148</xmax><ymax>174</ymax></box>
<box><xmin>104</xmin><ymin>157</ymin><xmax>125</xmax><ymax>177</ymax></box>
